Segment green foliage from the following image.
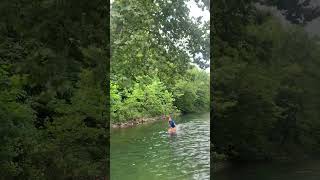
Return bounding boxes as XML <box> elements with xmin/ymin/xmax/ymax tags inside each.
<box><xmin>110</xmin><ymin>67</ymin><xmax>210</xmax><ymax>123</ymax></box>
<box><xmin>111</xmin><ymin>0</ymin><xmax>210</xmax><ymax>123</ymax></box>
<box><xmin>111</xmin><ymin>77</ymin><xmax>175</xmax><ymax>122</ymax></box>
<box><xmin>40</xmin><ymin>70</ymin><xmax>107</xmax><ymax>178</ymax></box>
<box><xmin>173</xmin><ymin>67</ymin><xmax>210</xmax><ymax>113</ymax></box>
<box><xmin>261</xmin><ymin>0</ymin><xmax>320</xmax><ymax>24</ymax></box>
<box><xmin>213</xmin><ymin>2</ymin><xmax>320</xmax><ymax>160</ymax></box>
<box><xmin>0</xmin><ymin>0</ymin><xmax>108</xmax><ymax>178</ymax></box>
<box><xmin>0</xmin><ymin>66</ymin><xmax>39</xmax><ymax>178</ymax></box>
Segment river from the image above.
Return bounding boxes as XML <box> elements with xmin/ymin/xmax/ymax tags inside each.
<box><xmin>110</xmin><ymin>113</ymin><xmax>210</xmax><ymax>180</ymax></box>
<box><xmin>214</xmin><ymin>159</ymin><xmax>320</xmax><ymax>180</ymax></box>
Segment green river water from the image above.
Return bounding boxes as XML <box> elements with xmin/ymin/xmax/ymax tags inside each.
<box><xmin>110</xmin><ymin>113</ymin><xmax>210</xmax><ymax>180</ymax></box>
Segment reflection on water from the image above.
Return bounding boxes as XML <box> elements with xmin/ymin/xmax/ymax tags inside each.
<box><xmin>111</xmin><ymin>113</ymin><xmax>210</xmax><ymax>180</ymax></box>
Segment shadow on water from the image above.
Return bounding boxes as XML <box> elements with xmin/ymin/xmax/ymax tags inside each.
<box><xmin>111</xmin><ymin>113</ymin><xmax>210</xmax><ymax>180</ymax></box>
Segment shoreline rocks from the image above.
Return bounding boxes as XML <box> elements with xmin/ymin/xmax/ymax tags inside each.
<box><xmin>111</xmin><ymin>112</ymin><xmax>182</xmax><ymax>129</ymax></box>
<box><xmin>111</xmin><ymin>116</ymin><xmax>162</xmax><ymax>128</ymax></box>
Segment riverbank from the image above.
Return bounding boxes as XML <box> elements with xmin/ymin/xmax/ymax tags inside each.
<box><xmin>111</xmin><ymin>116</ymin><xmax>162</xmax><ymax>128</ymax></box>
<box><xmin>111</xmin><ymin>112</ymin><xmax>182</xmax><ymax>128</ymax></box>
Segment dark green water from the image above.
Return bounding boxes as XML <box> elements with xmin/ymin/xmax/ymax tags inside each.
<box><xmin>111</xmin><ymin>113</ymin><xmax>210</xmax><ymax>180</ymax></box>
<box><xmin>214</xmin><ymin>160</ymin><xmax>320</xmax><ymax>180</ymax></box>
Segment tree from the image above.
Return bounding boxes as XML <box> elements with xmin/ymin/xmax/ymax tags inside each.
<box><xmin>0</xmin><ymin>0</ymin><xmax>108</xmax><ymax>178</ymax></box>
<box><xmin>212</xmin><ymin>1</ymin><xmax>320</xmax><ymax>160</ymax></box>
<box><xmin>110</xmin><ymin>0</ymin><xmax>210</xmax><ymax>123</ymax></box>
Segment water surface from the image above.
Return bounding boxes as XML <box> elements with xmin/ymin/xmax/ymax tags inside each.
<box><xmin>111</xmin><ymin>113</ymin><xmax>210</xmax><ymax>180</ymax></box>
<box><xmin>214</xmin><ymin>160</ymin><xmax>320</xmax><ymax>180</ymax></box>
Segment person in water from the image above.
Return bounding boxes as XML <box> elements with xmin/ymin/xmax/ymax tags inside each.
<box><xmin>167</xmin><ymin>115</ymin><xmax>177</xmax><ymax>134</ymax></box>
<box><xmin>168</xmin><ymin>115</ymin><xmax>176</xmax><ymax>128</ymax></box>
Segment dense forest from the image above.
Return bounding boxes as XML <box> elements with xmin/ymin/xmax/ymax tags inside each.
<box><xmin>110</xmin><ymin>0</ymin><xmax>210</xmax><ymax>123</ymax></box>
<box><xmin>212</xmin><ymin>0</ymin><xmax>320</xmax><ymax>161</ymax></box>
<box><xmin>0</xmin><ymin>0</ymin><xmax>108</xmax><ymax>179</ymax></box>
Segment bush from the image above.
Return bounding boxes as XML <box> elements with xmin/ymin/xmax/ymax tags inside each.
<box><xmin>111</xmin><ymin>77</ymin><xmax>175</xmax><ymax>122</ymax></box>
